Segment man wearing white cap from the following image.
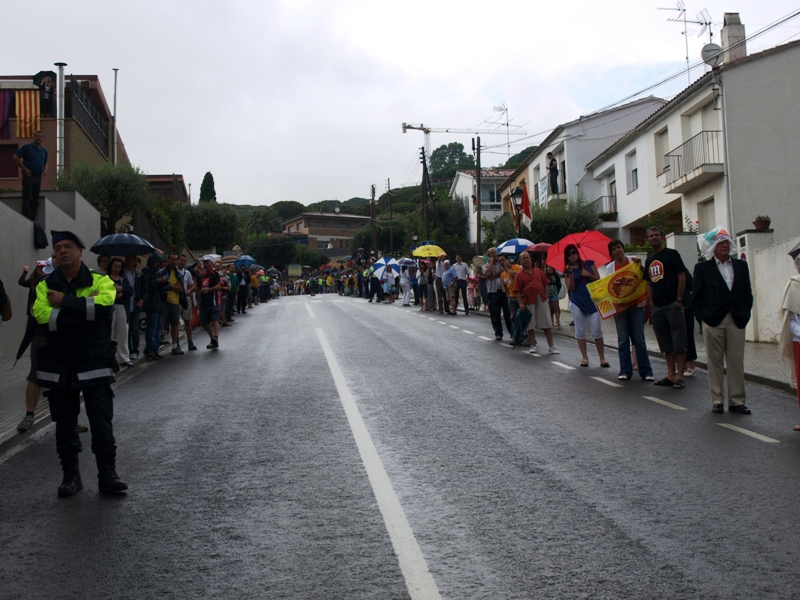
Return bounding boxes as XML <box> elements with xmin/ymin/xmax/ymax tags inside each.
<box><xmin>692</xmin><ymin>227</ymin><xmax>754</xmax><ymax>414</ymax></box>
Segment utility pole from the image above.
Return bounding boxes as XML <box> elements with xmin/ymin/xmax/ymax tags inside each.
<box><xmin>474</xmin><ymin>136</ymin><xmax>482</xmax><ymax>254</ymax></box>
<box><xmin>420</xmin><ymin>148</ymin><xmax>429</xmax><ymax>240</ymax></box>
<box><xmin>387</xmin><ymin>178</ymin><xmax>393</xmax><ymax>254</ymax></box>
<box><xmin>424</xmin><ymin>158</ymin><xmax>444</xmax><ymax>245</ymax></box>
<box><xmin>370</xmin><ymin>184</ymin><xmax>377</xmax><ymax>255</ymax></box>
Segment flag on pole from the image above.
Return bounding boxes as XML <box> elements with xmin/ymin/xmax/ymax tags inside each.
<box><xmin>0</xmin><ymin>92</ymin><xmax>11</xmax><ymax>140</ymax></box>
<box><xmin>15</xmin><ymin>91</ymin><xmax>40</xmax><ymax>139</ymax></box>
<box><xmin>521</xmin><ymin>185</ymin><xmax>532</xmax><ymax>229</ymax></box>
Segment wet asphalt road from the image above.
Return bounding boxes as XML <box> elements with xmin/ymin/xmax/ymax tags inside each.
<box><xmin>2</xmin><ymin>294</ymin><xmax>800</xmax><ymax>599</ymax></box>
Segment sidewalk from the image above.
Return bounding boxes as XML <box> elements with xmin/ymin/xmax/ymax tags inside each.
<box><xmin>465</xmin><ymin>304</ymin><xmax>792</xmax><ymax>393</ymax></box>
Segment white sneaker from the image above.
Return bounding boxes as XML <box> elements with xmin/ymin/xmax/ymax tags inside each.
<box><xmin>529</xmin><ymin>346</ymin><xmax>539</xmax><ymax>354</ymax></box>
<box><xmin>548</xmin><ymin>346</ymin><xmax>560</xmax><ymax>355</ymax></box>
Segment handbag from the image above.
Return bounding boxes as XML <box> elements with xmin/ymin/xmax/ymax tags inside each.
<box><xmin>1</xmin><ymin>296</ymin><xmax>11</xmax><ymax>321</ymax></box>
<box><xmin>179</xmin><ymin>293</ymin><xmax>189</xmax><ymax>310</ymax></box>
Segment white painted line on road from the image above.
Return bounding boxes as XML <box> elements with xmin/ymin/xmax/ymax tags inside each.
<box><xmin>591</xmin><ymin>376</ymin><xmax>623</xmax><ymax>388</ymax></box>
<box><xmin>462</xmin><ymin>330</ymin><xmax>474</xmax><ymax>334</ymax></box>
<box><xmin>316</xmin><ymin>329</ymin><xmax>441</xmax><ymax>600</ymax></box>
<box><xmin>438</xmin><ymin>321</ymin><xmax>446</xmax><ymax>325</ymax></box>
<box><xmin>642</xmin><ymin>396</ymin><xmax>687</xmax><ymax>411</ymax></box>
<box><xmin>305</xmin><ymin>304</ymin><xmax>315</xmax><ymax>319</ymax></box>
<box><xmin>552</xmin><ymin>362</ymin><xmax>576</xmax><ymax>370</ymax></box>
<box><xmin>478</xmin><ymin>336</ymin><xmax>493</xmax><ymax>341</ymax></box>
<box><xmin>428</xmin><ymin>318</ymin><xmax>436</xmax><ymax>321</ymax></box>
<box><xmin>717</xmin><ymin>423</ymin><xmax>779</xmax><ymax>444</ymax></box>
<box><xmin>449</xmin><ymin>325</ymin><xmax>459</xmax><ymax>329</ymax></box>
<box><xmin>522</xmin><ymin>350</ymin><xmax>541</xmax><ymax>357</ymax></box>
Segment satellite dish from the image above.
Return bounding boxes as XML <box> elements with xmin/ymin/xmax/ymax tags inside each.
<box><xmin>701</xmin><ymin>43</ymin><xmax>723</xmax><ymax>67</ymax></box>
<box><xmin>334</xmin><ymin>207</ymin><xmax>340</xmax><ymax>213</ymax></box>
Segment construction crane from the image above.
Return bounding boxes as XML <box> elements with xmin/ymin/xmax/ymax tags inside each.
<box><xmin>402</xmin><ymin>122</ymin><xmax>527</xmax><ymax>164</ymax></box>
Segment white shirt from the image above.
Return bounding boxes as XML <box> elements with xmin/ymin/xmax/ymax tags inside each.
<box><xmin>454</xmin><ymin>261</ymin><xmax>470</xmax><ymax>281</ymax></box>
<box><xmin>435</xmin><ymin>260</ymin><xmax>445</xmax><ymax>279</ymax></box>
<box><xmin>483</xmin><ymin>263</ymin><xmax>503</xmax><ymax>293</ymax></box>
<box><xmin>714</xmin><ymin>257</ymin><xmax>734</xmax><ymax>290</ymax></box>
<box><xmin>178</xmin><ymin>268</ymin><xmax>194</xmax><ymax>304</ymax></box>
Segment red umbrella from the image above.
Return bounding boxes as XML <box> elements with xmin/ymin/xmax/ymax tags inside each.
<box><xmin>547</xmin><ymin>230</ymin><xmax>613</xmax><ymax>272</ymax></box>
<box><xmin>524</xmin><ymin>242</ymin><xmax>552</xmax><ymax>253</ymax></box>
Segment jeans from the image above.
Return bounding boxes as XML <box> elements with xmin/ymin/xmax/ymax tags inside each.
<box><xmin>614</xmin><ymin>305</ymin><xmax>653</xmax><ymax>378</ymax></box>
<box><xmin>144</xmin><ymin>311</ymin><xmax>162</xmax><ymax>355</ymax></box>
<box><xmin>488</xmin><ymin>291</ymin><xmax>513</xmax><ymax>338</ymax></box>
<box><xmin>128</xmin><ymin>308</ymin><xmax>141</xmax><ymax>355</ymax></box>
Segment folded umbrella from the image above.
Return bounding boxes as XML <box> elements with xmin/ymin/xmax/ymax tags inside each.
<box><xmin>511</xmin><ymin>307</ymin><xmax>532</xmax><ymax>348</ymax></box>
<box><xmin>14</xmin><ymin>316</ymin><xmax>39</xmax><ymax>366</ymax></box>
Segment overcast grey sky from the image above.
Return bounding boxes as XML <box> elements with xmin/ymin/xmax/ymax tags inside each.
<box><xmin>6</xmin><ymin>0</ymin><xmax>799</xmax><ymax>206</ymax></box>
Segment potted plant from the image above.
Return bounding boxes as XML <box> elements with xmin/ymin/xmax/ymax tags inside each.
<box><xmin>598</xmin><ymin>211</ymin><xmax>618</xmax><ymax>222</ymax></box>
<box><xmin>753</xmin><ymin>215</ymin><xmax>771</xmax><ymax>230</ymax></box>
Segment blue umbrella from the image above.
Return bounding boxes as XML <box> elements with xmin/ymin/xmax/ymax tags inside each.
<box><xmin>397</xmin><ymin>257</ymin><xmax>416</xmax><ymax>267</ymax></box>
<box><xmin>234</xmin><ymin>254</ymin><xmax>257</xmax><ymax>268</ymax></box>
<box><xmin>497</xmin><ymin>238</ymin><xmax>534</xmax><ymax>254</ymax></box>
<box><xmin>373</xmin><ymin>257</ymin><xmax>399</xmax><ymax>280</ymax></box>
<box><xmin>90</xmin><ymin>233</ymin><xmax>155</xmax><ymax>256</ymax></box>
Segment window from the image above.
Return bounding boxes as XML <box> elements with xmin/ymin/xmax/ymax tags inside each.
<box><xmin>287</xmin><ymin>225</ymin><xmax>293</xmax><ymax>233</ymax></box>
<box><xmin>297</xmin><ymin>222</ymin><xmax>303</xmax><ymax>230</ymax></box>
<box><xmin>0</xmin><ymin>145</ymin><xmax>18</xmax><ymax>178</ymax></box>
<box><xmin>625</xmin><ymin>151</ymin><xmax>638</xmax><ymax>193</ymax></box>
<box><xmin>699</xmin><ymin>198</ymin><xmax>716</xmax><ymax>233</ymax></box>
<box><xmin>337</xmin><ymin>222</ymin><xmax>349</xmax><ymax>230</ymax></box>
<box><xmin>317</xmin><ymin>241</ymin><xmax>330</xmax><ymax>249</ymax></box>
<box><xmin>312</xmin><ymin>221</ymin><xmax>326</xmax><ymax>228</ymax></box>
<box><xmin>655</xmin><ymin>129</ymin><xmax>669</xmax><ymax>175</ymax></box>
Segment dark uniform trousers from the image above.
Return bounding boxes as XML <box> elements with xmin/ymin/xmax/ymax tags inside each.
<box><xmin>49</xmin><ymin>384</ymin><xmax>116</xmax><ymax>456</ymax></box>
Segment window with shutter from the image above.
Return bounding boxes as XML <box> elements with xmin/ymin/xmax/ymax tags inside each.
<box><xmin>699</xmin><ymin>199</ymin><xmax>716</xmax><ymax>232</ymax></box>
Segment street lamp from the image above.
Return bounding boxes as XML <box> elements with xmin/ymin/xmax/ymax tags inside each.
<box><xmin>510</xmin><ymin>186</ymin><xmax>524</xmax><ymax>232</ymax></box>
<box><xmin>411</xmin><ymin>231</ymin><xmax>418</xmax><ymax>242</ymax></box>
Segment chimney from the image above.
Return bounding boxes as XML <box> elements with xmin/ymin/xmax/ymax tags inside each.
<box><xmin>721</xmin><ymin>13</ymin><xmax>747</xmax><ymax>63</ymax></box>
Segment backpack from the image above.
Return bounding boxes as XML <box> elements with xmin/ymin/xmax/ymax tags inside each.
<box><xmin>33</xmin><ymin>221</ymin><xmax>48</xmax><ymax>250</ymax></box>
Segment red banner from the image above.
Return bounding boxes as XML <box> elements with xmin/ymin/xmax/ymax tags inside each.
<box><xmin>15</xmin><ymin>90</ymin><xmax>40</xmax><ymax>139</ymax></box>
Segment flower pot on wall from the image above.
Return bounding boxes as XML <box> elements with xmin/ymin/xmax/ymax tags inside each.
<box><xmin>753</xmin><ymin>219</ymin><xmax>771</xmax><ymax>230</ymax></box>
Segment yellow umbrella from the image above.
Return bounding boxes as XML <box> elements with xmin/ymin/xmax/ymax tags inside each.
<box><xmin>412</xmin><ymin>244</ymin><xmax>446</xmax><ymax>258</ymax></box>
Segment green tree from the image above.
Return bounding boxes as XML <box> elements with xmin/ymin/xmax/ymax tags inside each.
<box><xmin>293</xmin><ymin>244</ymin><xmax>330</xmax><ymax>269</ymax></box>
<box><xmin>526</xmin><ymin>197</ymin><xmax>599</xmax><ymax>244</ymax></box>
<box><xmin>498</xmin><ymin>146</ymin><xmax>537</xmax><ymax>169</ymax></box>
<box><xmin>55</xmin><ymin>161</ymin><xmax>152</xmax><ymax>237</ymax></box>
<box><xmin>198</xmin><ymin>172</ymin><xmax>217</xmax><ymax>203</ymax></box>
<box><xmin>429</xmin><ymin>142</ymin><xmax>475</xmax><ymax>180</ymax></box>
<box><xmin>246</xmin><ymin>233</ymin><xmax>296</xmax><ymax>268</ymax></box>
<box><xmin>244</xmin><ymin>205</ymin><xmax>281</xmax><ymax>235</ymax></box>
<box><xmin>184</xmin><ymin>202</ymin><xmax>239</xmax><ymax>250</ymax></box>
<box><xmin>270</xmin><ymin>200</ymin><xmax>306</xmax><ymax>221</ymax></box>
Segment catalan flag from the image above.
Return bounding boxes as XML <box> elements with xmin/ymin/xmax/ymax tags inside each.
<box><xmin>0</xmin><ymin>92</ymin><xmax>11</xmax><ymax>139</ymax></box>
<box><xmin>15</xmin><ymin>90</ymin><xmax>40</xmax><ymax>139</ymax></box>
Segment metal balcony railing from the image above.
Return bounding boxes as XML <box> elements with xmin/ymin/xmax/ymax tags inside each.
<box><xmin>595</xmin><ymin>195</ymin><xmax>617</xmax><ymax>214</ymax></box>
<box><xmin>70</xmin><ymin>77</ymin><xmax>109</xmax><ymax>157</ymax></box>
<box><xmin>664</xmin><ymin>130</ymin><xmax>722</xmax><ymax>185</ymax></box>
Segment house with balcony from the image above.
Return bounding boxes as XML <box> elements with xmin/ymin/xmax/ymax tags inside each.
<box><xmin>281</xmin><ymin>212</ymin><xmax>372</xmax><ymax>260</ymax></box>
<box><xmin>0</xmin><ymin>73</ymin><xmax>130</xmax><ymax>196</ymax></box>
<box><xmin>497</xmin><ymin>97</ymin><xmax>666</xmax><ymax>220</ymax></box>
<box><xmin>449</xmin><ymin>169</ymin><xmax>514</xmax><ymax>244</ymax></box>
<box><xmin>582</xmin><ymin>16</ymin><xmax>800</xmax><ymax>250</ymax></box>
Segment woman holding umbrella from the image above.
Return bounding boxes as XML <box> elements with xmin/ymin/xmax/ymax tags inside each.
<box><xmin>563</xmin><ymin>244</ymin><xmax>609</xmax><ymax>368</ymax></box>
<box><xmin>106</xmin><ymin>257</ymin><xmax>133</xmax><ymax>367</ymax></box>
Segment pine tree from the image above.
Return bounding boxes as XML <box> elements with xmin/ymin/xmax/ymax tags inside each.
<box><xmin>198</xmin><ymin>172</ymin><xmax>217</xmax><ymax>203</ymax></box>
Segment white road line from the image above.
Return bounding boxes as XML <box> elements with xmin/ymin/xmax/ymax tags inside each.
<box><xmin>478</xmin><ymin>336</ymin><xmax>493</xmax><ymax>341</ymax></box>
<box><xmin>642</xmin><ymin>395</ymin><xmax>687</xmax><ymax>411</ymax></box>
<box><xmin>305</xmin><ymin>304</ymin><xmax>315</xmax><ymax>319</ymax></box>
<box><xmin>316</xmin><ymin>330</ymin><xmax>441</xmax><ymax>600</ymax></box>
<box><xmin>449</xmin><ymin>325</ymin><xmax>459</xmax><ymax>329</ymax></box>
<box><xmin>552</xmin><ymin>362</ymin><xmax>576</xmax><ymax>370</ymax></box>
<box><xmin>591</xmin><ymin>376</ymin><xmax>623</xmax><ymax>388</ymax></box>
<box><xmin>522</xmin><ymin>350</ymin><xmax>540</xmax><ymax>357</ymax></box>
<box><xmin>462</xmin><ymin>330</ymin><xmax>474</xmax><ymax>334</ymax></box>
<box><xmin>438</xmin><ymin>321</ymin><xmax>446</xmax><ymax>325</ymax></box>
<box><xmin>428</xmin><ymin>318</ymin><xmax>436</xmax><ymax>321</ymax></box>
<box><xmin>717</xmin><ymin>423</ymin><xmax>779</xmax><ymax>443</ymax></box>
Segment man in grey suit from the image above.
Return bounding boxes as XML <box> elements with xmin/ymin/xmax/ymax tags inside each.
<box><xmin>692</xmin><ymin>232</ymin><xmax>754</xmax><ymax>414</ymax></box>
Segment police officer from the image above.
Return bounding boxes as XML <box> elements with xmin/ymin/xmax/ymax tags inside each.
<box><xmin>33</xmin><ymin>231</ymin><xmax>128</xmax><ymax>497</ymax></box>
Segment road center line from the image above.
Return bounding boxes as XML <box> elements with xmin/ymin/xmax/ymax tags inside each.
<box><xmin>428</xmin><ymin>318</ymin><xmax>436</xmax><ymax>321</ymax></box>
<box><xmin>478</xmin><ymin>336</ymin><xmax>493</xmax><ymax>341</ymax></box>
<box><xmin>462</xmin><ymin>330</ymin><xmax>474</xmax><ymax>334</ymax></box>
<box><xmin>305</xmin><ymin>304</ymin><xmax>315</xmax><ymax>319</ymax></box>
<box><xmin>449</xmin><ymin>325</ymin><xmax>459</xmax><ymax>329</ymax></box>
<box><xmin>315</xmin><ymin>329</ymin><xmax>441</xmax><ymax>599</ymax></box>
<box><xmin>522</xmin><ymin>350</ymin><xmax>541</xmax><ymax>357</ymax></box>
<box><xmin>591</xmin><ymin>376</ymin><xmax>623</xmax><ymax>388</ymax></box>
<box><xmin>717</xmin><ymin>423</ymin><xmax>779</xmax><ymax>443</ymax></box>
<box><xmin>642</xmin><ymin>395</ymin><xmax>687</xmax><ymax>411</ymax></box>
<box><xmin>438</xmin><ymin>321</ymin><xmax>446</xmax><ymax>325</ymax></box>
<box><xmin>552</xmin><ymin>361</ymin><xmax>576</xmax><ymax>370</ymax></box>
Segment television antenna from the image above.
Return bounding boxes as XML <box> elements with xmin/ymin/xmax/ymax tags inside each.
<box><xmin>658</xmin><ymin>1</ymin><xmax>691</xmax><ymax>86</ymax></box>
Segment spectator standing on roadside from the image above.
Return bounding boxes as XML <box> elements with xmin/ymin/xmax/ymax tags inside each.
<box><xmin>484</xmin><ymin>247</ymin><xmax>513</xmax><ymax>341</ymax></box>
<box><xmin>417</xmin><ymin>266</ymin><xmax>428</xmax><ymax>311</ymax></box>
<box><xmin>13</xmin><ymin>130</ymin><xmax>47</xmax><ymax>221</ymax></box>
<box><xmin>644</xmin><ymin>226</ymin><xmax>688</xmax><ymax>388</ymax></box>
<box><xmin>435</xmin><ymin>254</ymin><xmax>447</xmax><ymax>314</ymax></box>
<box><xmin>545</xmin><ymin>265</ymin><xmax>562</xmax><ymax>329</ymax></box>
<box><xmin>16</xmin><ymin>261</ymin><xmax>49</xmax><ymax>433</ymax></box>
<box><xmin>160</xmin><ymin>254</ymin><xmax>184</xmax><ymax>356</ymax></box>
<box><xmin>226</xmin><ymin>265</ymin><xmax>238</xmax><ymax>322</ymax></box>
<box><xmin>400</xmin><ymin>266</ymin><xmax>411</xmax><ymax>306</ymax></box>
<box><xmin>141</xmin><ymin>252</ymin><xmax>166</xmax><ymax>361</ymax></box>
<box><xmin>515</xmin><ymin>251</ymin><xmax>559</xmax><ymax>355</ymax></box>
<box><xmin>564</xmin><ymin>244</ymin><xmax>608</xmax><ymax>368</ymax></box>
<box><xmin>453</xmin><ymin>253</ymin><xmax>470</xmax><ymax>315</ymax></box>
<box><xmin>441</xmin><ymin>260</ymin><xmax>458</xmax><ymax>315</ymax></box>
<box><xmin>196</xmin><ymin>256</ymin><xmax>222</xmax><ymax>349</ymax></box>
<box><xmin>106</xmin><ymin>257</ymin><xmax>133</xmax><ymax>368</ymax></box>
<box><xmin>499</xmin><ymin>255</ymin><xmax>523</xmax><ymax>344</ymax></box>
<box><xmin>237</xmin><ymin>267</ymin><xmax>249</xmax><ymax>314</ymax></box>
<box><xmin>123</xmin><ymin>255</ymin><xmax>142</xmax><ymax>359</ymax></box>
<box><xmin>178</xmin><ymin>255</ymin><xmax>197</xmax><ymax>350</ymax></box>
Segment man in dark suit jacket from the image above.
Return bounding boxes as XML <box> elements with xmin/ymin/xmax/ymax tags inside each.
<box><xmin>692</xmin><ymin>237</ymin><xmax>754</xmax><ymax>414</ymax></box>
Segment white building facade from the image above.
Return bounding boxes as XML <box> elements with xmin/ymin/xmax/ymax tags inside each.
<box><xmin>449</xmin><ymin>169</ymin><xmax>514</xmax><ymax>244</ymax></box>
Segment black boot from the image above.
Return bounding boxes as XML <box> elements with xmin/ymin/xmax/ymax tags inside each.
<box><xmin>58</xmin><ymin>453</ymin><xmax>83</xmax><ymax>498</ymax></box>
<box><xmin>96</xmin><ymin>448</ymin><xmax>128</xmax><ymax>494</ymax></box>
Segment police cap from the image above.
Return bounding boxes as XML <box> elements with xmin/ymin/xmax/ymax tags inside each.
<box><xmin>51</xmin><ymin>230</ymin><xmax>86</xmax><ymax>249</ymax></box>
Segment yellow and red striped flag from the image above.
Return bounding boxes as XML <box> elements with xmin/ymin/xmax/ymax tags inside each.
<box><xmin>15</xmin><ymin>91</ymin><xmax>40</xmax><ymax>138</ymax></box>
